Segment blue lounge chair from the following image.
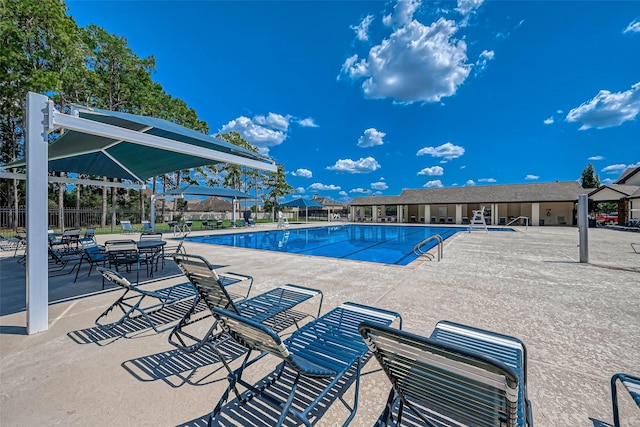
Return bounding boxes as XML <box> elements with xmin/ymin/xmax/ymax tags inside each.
<box><xmin>611</xmin><ymin>373</ymin><xmax>640</xmax><ymax>427</ymax></box>
<box><xmin>210</xmin><ymin>302</ymin><xmax>402</xmax><ymax>426</ymax></box>
<box><xmin>359</xmin><ymin>320</ymin><xmax>533</xmax><ymax>427</ymax></box>
<box><xmin>96</xmin><ymin>267</ymin><xmax>198</xmax><ymax>333</ymax></box>
<box><xmin>168</xmin><ymin>254</ymin><xmax>323</xmax><ymax>354</ymax></box>
<box><xmin>141</xmin><ymin>220</ymin><xmax>152</xmax><ymax>232</ymax></box>
<box><xmin>120</xmin><ymin>220</ymin><xmax>134</xmax><ymax>234</ymax></box>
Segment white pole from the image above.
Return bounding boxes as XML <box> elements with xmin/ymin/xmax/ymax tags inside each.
<box><xmin>150</xmin><ymin>194</ymin><xmax>156</xmax><ymax>232</ymax></box>
<box><xmin>578</xmin><ymin>194</ymin><xmax>589</xmax><ymax>263</ymax></box>
<box><xmin>26</xmin><ymin>92</ymin><xmax>50</xmax><ymax>334</ymax></box>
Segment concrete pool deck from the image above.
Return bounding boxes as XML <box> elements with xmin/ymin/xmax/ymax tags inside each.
<box><xmin>1</xmin><ymin>223</ymin><xmax>638</xmax><ymax>426</ymax></box>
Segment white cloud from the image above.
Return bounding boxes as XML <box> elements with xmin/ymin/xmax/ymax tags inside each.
<box><xmin>253</xmin><ymin>112</ymin><xmax>290</xmax><ymax>131</ymax></box>
<box><xmin>416</xmin><ymin>142</ymin><xmax>465</xmax><ymax>161</ymax></box>
<box><xmin>623</xmin><ymin>19</ymin><xmax>640</xmax><ymax>34</ymax></box>
<box><xmin>588</xmin><ymin>155</ymin><xmax>604</xmax><ymax>161</ymax></box>
<box><xmin>465</xmin><ymin>179</ymin><xmax>476</xmax><ymax>186</ymax></box>
<box><xmin>340</xmin><ymin>18</ymin><xmax>471</xmax><ymax>103</ymax></box>
<box><xmin>565</xmin><ymin>82</ymin><xmax>640</xmax><ymax>129</ymax></box>
<box><xmin>382</xmin><ymin>0</ymin><xmax>421</xmax><ymax>29</ymax></box>
<box><xmin>417</xmin><ymin>166</ymin><xmax>444</xmax><ymax>176</ymax></box>
<box><xmin>294</xmin><ymin>187</ymin><xmax>305</xmax><ymax>193</ymax></box>
<box><xmin>339</xmin><ymin>191</ymin><xmax>348</xmax><ymax>197</ymax></box>
<box><xmin>460</xmin><ymin>165</ymin><xmax>466</xmax><ymax>169</ymax></box>
<box><xmin>349</xmin><ymin>188</ymin><xmax>370</xmax><ymax>193</ymax></box>
<box><xmin>601</xmin><ymin>178</ymin><xmax>614</xmax><ymax>184</ymax></box>
<box><xmin>602</xmin><ymin>164</ymin><xmax>627</xmax><ymax>174</ymax></box>
<box><xmin>478</xmin><ymin>178</ymin><xmax>496</xmax><ymax>183</ymax></box>
<box><xmin>291</xmin><ymin>168</ymin><xmax>312</xmax><ymax>178</ymax></box>
<box><xmin>298</xmin><ymin>117</ymin><xmax>319</xmax><ymax>128</ymax></box>
<box><xmin>220</xmin><ymin>112</ymin><xmax>319</xmax><ymax>155</ymax></box>
<box><xmin>357</xmin><ymin>128</ymin><xmax>387</xmax><ymax>147</ymax></box>
<box><xmin>474</xmin><ymin>49</ymin><xmax>494</xmax><ymax>75</ymax></box>
<box><xmin>371</xmin><ymin>181</ymin><xmax>388</xmax><ymax>190</ymax></box>
<box><xmin>543</xmin><ymin>117</ymin><xmax>554</xmax><ymax>125</ymax></box>
<box><xmin>352</xmin><ymin>15</ymin><xmax>374</xmax><ymax>41</ymax></box>
<box><xmin>308</xmin><ymin>183</ymin><xmax>342</xmax><ymax>191</ymax></box>
<box><xmin>556</xmin><ymin>109</ymin><xmax>563</xmax><ymax>114</ymax></box>
<box><xmin>423</xmin><ymin>180</ymin><xmax>443</xmax><ymax>188</ymax></box>
<box><xmin>456</xmin><ymin>0</ymin><xmax>484</xmax><ymax>16</ymax></box>
<box><xmin>525</xmin><ymin>174</ymin><xmax>539</xmax><ymax>180</ymax></box>
<box><xmin>327</xmin><ymin>157</ymin><xmax>381</xmax><ymax>173</ymax></box>
<box><xmin>219</xmin><ymin>116</ymin><xmax>286</xmax><ymax>155</ymax></box>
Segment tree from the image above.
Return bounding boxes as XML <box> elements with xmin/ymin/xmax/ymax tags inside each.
<box><xmin>263</xmin><ymin>164</ymin><xmax>293</xmax><ymax>216</ymax></box>
<box><xmin>0</xmin><ymin>0</ymin><xmax>82</xmax><ymax>229</ymax></box>
<box><xmin>580</xmin><ymin>164</ymin><xmax>600</xmax><ymax>189</ymax></box>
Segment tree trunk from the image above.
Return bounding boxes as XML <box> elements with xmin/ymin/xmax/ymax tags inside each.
<box><xmin>58</xmin><ymin>173</ymin><xmax>65</xmax><ymax>230</ymax></box>
<box><xmin>75</xmin><ymin>184</ymin><xmax>81</xmax><ymax>228</ymax></box>
<box><xmin>110</xmin><ymin>181</ymin><xmax>117</xmax><ymax>228</ymax></box>
<box><xmin>101</xmin><ymin>177</ymin><xmax>107</xmax><ymax>228</ymax></box>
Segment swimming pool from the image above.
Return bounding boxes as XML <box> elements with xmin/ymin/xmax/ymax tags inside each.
<box><xmin>185</xmin><ymin>224</ymin><xmax>511</xmax><ymax>266</ymax></box>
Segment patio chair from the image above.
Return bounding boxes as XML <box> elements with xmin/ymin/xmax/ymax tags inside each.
<box><xmin>105</xmin><ymin>239</ymin><xmax>141</xmax><ymax>284</ymax></box>
<box><xmin>141</xmin><ymin>220</ymin><xmax>152</xmax><ymax>232</ymax></box>
<box><xmin>120</xmin><ymin>220</ymin><xmax>134</xmax><ymax>234</ymax></box>
<box><xmin>95</xmin><ymin>267</ymin><xmax>198</xmax><ymax>333</ymax></box>
<box><xmin>83</xmin><ymin>228</ymin><xmax>96</xmax><ymax>242</ymax></box>
<box><xmin>631</xmin><ymin>243</ymin><xmax>640</xmax><ymax>254</ymax></box>
<box><xmin>168</xmin><ymin>253</ymin><xmax>323</xmax><ymax>354</ymax></box>
<box><xmin>359</xmin><ymin>320</ymin><xmax>533</xmax><ymax>427</ymax></box>
<box><xmin>138</xmin><ymin>232</ymin><xmax>164</xmax><ymax>275</ymax></box>
<box><xmin>210</xmin><ymin>302</ymin><xmax>402</xmax><ymax>426</ymax></box>
<box><xmin>74</xmin><ymin>238</ymin><xmax>108</xmax><ymax>285</ymax></box>
<box><xmin>611</xmin><ymin>373</ymin><xmax>640</xmax><ymax>427</ymax></box>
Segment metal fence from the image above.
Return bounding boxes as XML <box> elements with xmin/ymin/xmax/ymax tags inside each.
<box><xmin>0</xmin><ymin>207</ymin><xmax>146</xmax><ymax>231</ymax></box>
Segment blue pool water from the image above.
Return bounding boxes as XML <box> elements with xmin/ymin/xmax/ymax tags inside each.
<box><xmin>185</xmin><ymin>224</ymin><xmax>511</xmax><ymax>266</ymax></box>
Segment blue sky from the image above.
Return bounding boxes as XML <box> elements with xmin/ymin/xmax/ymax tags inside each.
<box><xmin>66</xmin><ymin>0</ymin><xmax>640</xmax><ymax>202</ymax></box>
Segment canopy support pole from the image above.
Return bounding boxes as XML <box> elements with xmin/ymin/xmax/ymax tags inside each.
<box><xmin>26</xmin><ymin>92</ymin><xmax>51</xmax><ymax>334</ymax></box>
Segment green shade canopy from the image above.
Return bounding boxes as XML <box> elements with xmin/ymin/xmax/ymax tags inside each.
<box><xmin>279</xmin><ymin>198</ymin><xmax>324</xmax><ymax>208</ymax></box>
<box><xmin>279</xmin><ymin>197</ymin><xmax>325</xmax><ymax>223</ymax></box>
<box><xmin>7</xmin><ymin>105</ymin><xmax>275</xmax><ymax>181</ymax></box>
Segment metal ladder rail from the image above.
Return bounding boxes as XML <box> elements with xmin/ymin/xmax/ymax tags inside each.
<box><xmin>504</xmin><ymin>216</ymin><xmax>529</xmax><ymax>230</ymax></box>
<box><xmin>413</xmin><ymin>234</ymin><xmax>443</xmax><ymax>261</ymax></box>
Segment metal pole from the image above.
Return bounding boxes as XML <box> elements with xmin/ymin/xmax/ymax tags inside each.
<box><xmin>578</xmin><ymin>194</ymin><xmax>589</xmax><ymax>263</ymax></box>
<box><xmin>26</xmin><ymin>92</ymin><xmax>50</xmax><ymax>334</ymax></box>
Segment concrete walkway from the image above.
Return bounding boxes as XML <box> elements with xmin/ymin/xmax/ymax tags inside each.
<box><xmin>1</xmin><ymin>224</ymin><xmax>638</xmax><ymax>426</ymax></box>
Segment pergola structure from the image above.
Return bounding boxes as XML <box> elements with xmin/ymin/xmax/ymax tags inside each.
<box><xmin>5</xmin><ymin>92</ymin><xmax>277</xmax><ymax>334</ymax></box>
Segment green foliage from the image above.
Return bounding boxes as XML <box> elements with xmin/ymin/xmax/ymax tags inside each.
<box><xmin>580</xmin><ymin>163</ymin><xmax>600</xmax><ymax>189</ymax></box>
<box><xmin>263</xmin><ymin>164</ymin><xmax>293</xmax><ymax>212</ymax></box>
<box><xmin>0</xmin><ymin>0</ymin><xmax>212</xmax><ymax>211</ymax></box>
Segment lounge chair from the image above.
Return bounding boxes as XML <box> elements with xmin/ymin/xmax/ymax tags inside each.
<box><xmin>141</xmin><ymin>220</ymin><xmax>152</xmax><ymax>232</ymax></box>
<box><xmin>611</xmin><ymin>373</ymin><xmax>640</xmax><ymax>427</ymax></box>
<box><xmin>168</xmin><ymin>253</ymin><xmax>322</xmax><ymax>354</ymax></box>
<box><xmin>210</xmin><ymin>302</ymin><xmax>402</xmax><ymax>426</ymax></box>
<box><xmin>96</xmin><ymin>267</ymin><xmax>198</xmax><ymax>333</ymax></box>
<box><xmin>632</xmin><ymin>243</ymin><xmax>640</xmax><ymax>254</ymax></box>
<box><xmin>0</xmin><ymin>234</ymin><xmax>25</xmax><ymax>253</ymax></box>
<box><xmin>359</xmin><ymin>320</ymin><xmax>533</xmax><ymax>427</ymax></box>
<box><xmin>48</xmin><ymin>246</ymin><xmax>83</xmax><ymax>276</ymax></box>
<box><xmin>120</xmin><ymin>220</ymin><xmax>134</xmax><ymax>234</ymax></box>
